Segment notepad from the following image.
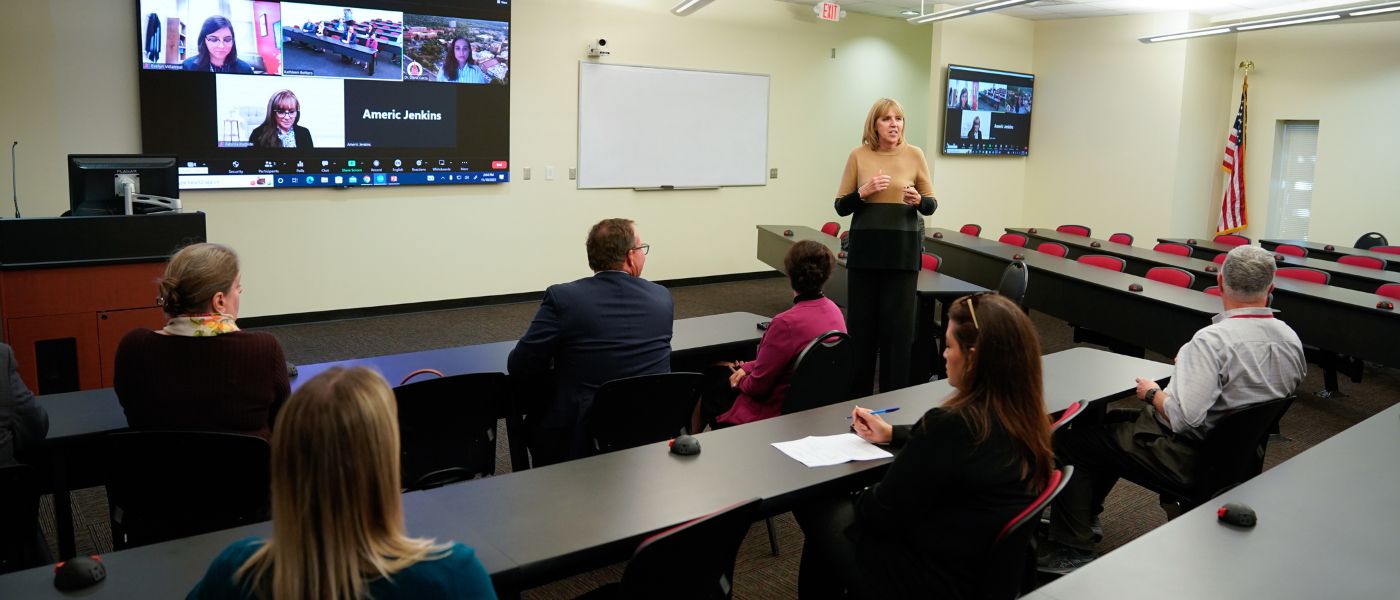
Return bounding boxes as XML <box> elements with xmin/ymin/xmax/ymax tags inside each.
<box><xmin>771</xmin><ymin>433</ymin><xmax>894</xmax><ymax>468</ymax></box>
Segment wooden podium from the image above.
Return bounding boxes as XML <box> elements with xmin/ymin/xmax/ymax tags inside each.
<box><xmin>0</xmin><ymin>213</ymin><xmax>206</xmax><ymax>394</ymax></box>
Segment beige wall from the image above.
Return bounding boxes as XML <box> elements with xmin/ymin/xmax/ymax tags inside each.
<box><xmin>0</xmin><ymin>0</ymin><xmax>930</xmax><ymax>318</ymax></box>
<box><xmin>1231</xmin><ymin>18</ymin><xmax>1400</xmax><ymax>245</ymax></box>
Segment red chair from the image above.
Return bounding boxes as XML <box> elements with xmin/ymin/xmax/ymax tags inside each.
<box><xmin>1037</xmin><ymin>242</ymin><xmax>1069</xmax><ymax>258</ymax></box>
<box><xmin>997</xmin><ymin>466</ymin><xmax>1075</xmax><ymax>596</ymax></box>
<box><xmin>1214</xmin><ymin>234</ymin><xmax>1251</xmax><ymax>246</ymax></box>
<box><xmin>1274</xmin><ymin>244</ymin><xmax>1307</xmax><ymax>257</ymax></box>
<box><xmin>1050</xmin><ymin>401</ymin><xmax>1084</xmax><ymax>433</ymax></box>
<box><xmin>1378</xmin><ymin>284</ymin><xmax>1400</xmax><ymax>300</ymax></box>
<box><xmin>1077</xmin><ymin>255</ymin><xmax>1126</xmax><ymax>272</ymax></box>
<box><xmin>921</xmin><ymin>252</ymin><xmax>942</xmax><ymax>272</ymax></box>
<box><xmin>1277</xmin><ymin>267</ymin><xmax>1330</xmax><ymax>285</ymax></box>
<box><xmin>960</xmin><ymin>224</ymin><xmax>982</xmax><ymax>237</ymax></box>
<box><xmin>1338</xmin><ymin>255</ymin><xmax>1387</xmax><ymax>270</ymax></box>
<box><xmin>1212</xmin><ymin>253</ymin><xmax>1228</xmax><ymax>265</ymax></box>
<box><xmin>1146</xmin><ymin>267</ymin><xmax>1195</xmax><ymax>288</ymax></box>
<box><xmin>1153</xmin><ymin>242</ymin><xmax>1193</xmax><ymax>257</ymax></box>
<box><xmin>1203</xmin><ymin>286</ymin><xmax>1223</xmax><ymax>297</ymax></box>
<box><xmin>820</xmin><ymin>222</ymin><xmax>840</xmax><ymax>237</ymax></box>
<box><xmin>1371</xmin><ymin>246</ymin><xmax>1400</xmax><ymax>255</ymax></box>
<box><xmin>999</xmin><ymin>232</ymin><xmax>1028</xmax><ymax>247</ymax></box>
<box><xmin>1108</xmin><ymin>233</ymin><xmax>1134</xmax><ymax>245</ymax></box>
<box><xmin>1056</xmin><ymin>225</ymin><xmax>1091</xmax><ymax>237</ymax></box>
<box><xmin>997</xmin><ymin>466</ymin><xmax>1074</xmax><ymax>544</ymax></box>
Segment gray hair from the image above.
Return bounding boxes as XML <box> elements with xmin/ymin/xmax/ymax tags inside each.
<box><xmin>1220</xmin><ymin>245</ymin><xmax>1275</xmax><ymax>301</ymax></box>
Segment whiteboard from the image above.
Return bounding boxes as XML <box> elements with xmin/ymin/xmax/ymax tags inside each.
<box><xmin>577</xmin><ymin>62</ymin><xmax>770</xmax><ymax>189</ymax></box>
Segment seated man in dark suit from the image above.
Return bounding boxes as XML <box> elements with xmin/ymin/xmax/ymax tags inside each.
<box><xmin>0</xmin><ymin>342</ymin><xmax>48</xmax><ymax>467</ymax></box>
<box><xmin>508</xmin><ymin>218</ymin><xmax>674</xmax><ymax>466</ymax></box>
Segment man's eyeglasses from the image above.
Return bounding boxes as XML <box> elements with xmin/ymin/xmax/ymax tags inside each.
<box><xmin>273</xmin><ymin>108</ymin><xmax>299</xmax><ymax>116</ymax></box>
<box><xmin>631</xmin><ymin>244</ymin><xmax>650</xmax><ymax>256</ymax></box>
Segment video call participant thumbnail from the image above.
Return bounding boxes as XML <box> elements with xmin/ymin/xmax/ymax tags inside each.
<box><xmin>439</xmin><ymin>37</ymin><xmax>488</xmax><ymax>84</ymax></box>
<box><xmin>250</xmin><ymin>90</ymin><xmax>314</xmax><ymax>149</ymax></box>
<box><xmin>184</xmin><ymin>15</ymin><xmax>255</xmax><ymax>73</ymax></box>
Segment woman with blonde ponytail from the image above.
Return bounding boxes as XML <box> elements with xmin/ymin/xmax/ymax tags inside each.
<box><xmin>188</xmin><ymin>367</ymin><xmax>496</xmax><ymax>599</ymax></box>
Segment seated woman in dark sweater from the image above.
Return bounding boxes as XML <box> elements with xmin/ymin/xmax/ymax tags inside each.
<box><xmin>795</xmin><ymin>293</ymin><xmax>1055</xmax><ymax>599</ymax></box>
<box><xmin>189</xmin><ymin>367</ymin><xmax>496</xmax><ymax>599</ymax></box>
<box><xmin>114</xmin><ymin>243</ymin><xmax>289</xmax><ymax>439</ymax></box>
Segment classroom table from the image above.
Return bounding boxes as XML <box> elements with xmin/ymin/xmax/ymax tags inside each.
<box><xmin>1013</xmin><ymin>228</ymin><xmax>1400</xmax><ymax>370</ymax></box>
<box><xmin>0</xmin><ymin>348</ymin><xmax>1172</xmax><ymax>597</ymax></box>
<box><xmin>1261</xmin><ymin>238</ymin><xmax>1400</xmax><ymax>273</ymax></box>
<box><xmin>1024</xmin><ymin>401</ymin><xmax>1400</xmax><ymax>600</ymax></box>
<box><xmin>924</xmin><ymin>228</ymin><xmax>1219</xmax><ymax>357</ymax></box>
<box><xmin>283</xmin><ymin>27</ymin><xmax>379</xmax><ymax>75</ymax></box>
<box><xmin>756</xmin><ymin>225</ymin><xmax>988</xmax><ymax>381</ymax></box>
<box><xmin>1131</xmin><ymin>234</ymin><xmax>1400</xmax><ymax>294</ymax></box>
<box><xmin>1155</xmin><ymin>237</ymin><xmax>1241</xmax><ymax>261</ymax></box>
<box><xmin>32</xmin><ymin>312</ymin><xmax>768</xmax><ymax>560</ymax></box>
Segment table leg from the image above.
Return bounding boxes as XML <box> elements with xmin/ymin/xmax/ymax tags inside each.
<box><xmin>51</xmin><ymin>446</ymin><xmax>77</xmax><ymax>559</ymax></box>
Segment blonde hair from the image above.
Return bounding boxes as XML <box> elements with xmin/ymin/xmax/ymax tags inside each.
<box><xmin>158</xmin><ymin>243</ymin><xmax>239</xmax><ymax>317</ymax></box>
<box><xmin>236</xmin><ymin>367</ymin><xmax>448</xmax><ymax>599</ymax></box>
<box><xmin>862</xmin><ymin>98</ymin><xmax>906</xmax><ymax>151</ymax></box>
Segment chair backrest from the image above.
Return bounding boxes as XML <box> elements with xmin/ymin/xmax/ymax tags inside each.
<box><xmin>1354</xmin><ymin>232</ymin><xmax>1388</xmax><ymax>250</ymax></box>
<box><xmin>1050</xmin><ymin>401</ymin><xmax>1084</xmax><ymax>433</ymax></box>
<box><xmin>820</xmin><ymin>222</ymin><xmax>840</xmax><ymax>237</ymax></box>
<box><xmin>1379</xmin><ymin>284</ymin><xmax>1400</xmax><ymax>300</ymax></box>
<box><xmin>1212</xmin><ymin>252</ymin><xmax>1228</xmax><ymax>265</ymax></box>
<box><xmin>1371</xmin><ymin>246</ymin><xmax>1400</xmax><ymax>255</ymax></box>
<box><xmin>784</xmin><ymin>331</ymin><xmax>853</xmax><ymax>415</ymax></box>
<box><xmin>1338</xmin><ymin>255</ymin><xmax>1387</xmax><ymax>270</ymax></box>
<box><xmin>960</xmin><ymin>224</ymin><xmax>983</xmax><ymax>237</ymax></box>
<box><xmin>1274</xmin><ymin>244</ymin><xmax>1307</xmax><ymax>257</ymax></box>
<box><xmin>617</xmin><ymin>498</ymin><xmax>762</xmax><ymax>599</ymax></box>
<box><xmin>1203</xmin><ymin>286</ymin><xmax>1222</xmax><ymax>297</ymax></box>
<box><xmin>996</xmin><ymin>466</ymin><xmax>1072</xmax><ymax>544</ymax></box>
<box><xmin>1077</xmin><ymin>254</ymin><xmax>1125</xmax><ymax>272</ymax></box>
<box><xmin>1277</xmin><ymin>267</ymin><xmax>1330</xmax><ymax>285</ymax></box>
<box><xmin>1146</xmin><ymin>266</ymin><xmax>1195</xmax><ymax>289</ymax></box>
<box><xmin>105</xmin><ymin>431</ymin><xmax>271</xmax><ymax>549</ymax></box>
<box><xmin>589</xmin><ymin>373</ymin><xmax>704</xmax><ymax>454</ymax></box>
<box><xmin>0</xmin><ymin>464</ymin><xmax>42</xmax><ymax>573</ymax></box>
<box><xmin>981</xmin><ymin>465</ymin><xmax>1073</xmax><ymax>600</ymax></box>
<box><xmin>998</xmin><ymin>232</ymin><xmax>1028</xmax><ymax>248</ymax></box>
<box><xmin>1214</xmin><ymin>234</ymin><xmax>1251</xmax><ymax>246</ymax></box>
<box><xmin>1108</xmin><ymin>232</ymin><xmax>1134</xmax><ymax>245</ymax></box>
<box><xmin>998</xmin><ymin>261</ymin><xmax>1029</xmax><ymax>306</ymax></box>
<box><xmin>393</xmin><ymin>371</ymin><xmax>505</xmax><ymax>491</ymax></box>
<box><xmin>1153</xmin><ymin>242</ymin><xmax>1193</xmax><ymax>257</ymax></box>
<box><xmin>1193</xmin><ymin>396</ymin><xmax>1295</xmax><ymax>499</ymax></box>
<box><xmin>1036</xmin><ymin>242</ymin><xmax>1069</xmax><ymax>258</ymax></box>
<box><xmin>1056</xmin><ymin>225</ymin><xmax>1091</xmax><ymax>237</ymax></box>
<box><xmin>921</xmin><ymin>252</ymin><xmax>942</xmax><ymax>272</ymax></box>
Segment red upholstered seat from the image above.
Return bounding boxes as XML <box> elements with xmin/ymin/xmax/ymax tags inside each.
<box><xmin>1153</xmin><ymin>242</ymin><xmax>1192</xmax><ymax>257</ymax></box>
<box><xmin>1037</xmin><ymin>242</ymin><xmax>1069</xmax><ymax>258</ymax></box>
<box><xmin>1146</xmin><ymin>267</ymin><xmax>1195</xmax><ymax>288</ymax></box>
<box><xmin>820</xmin><ymin>222</ymin><xmax>840</xmax><ymax>237</ymax></box>
<box><xmin>960</xmin><ymin>224</ymin><xmax>982</xmax><ymax>237</ymax></box>
<box><xmin>1203</xmin><ymin>286</ymin><xmax>1223</xmax><ymax>297</ymax></box>
<box><xmin>1371</xmin><ymin>246</ymin><xmax>1400</xmax><ymax>255</ymax></box>
<box><xmin>1056</xmin><ymin>225</ymin><xmax>1091</xmax><ymax>237</ymax></box>
<box><xmin>1213</xmin><ymin>253</ymin><xmax>1228</xmax><ymax>265</ymax></box>
<box><xmin>1378</xmin><ymin>284</ymin><xmax>1400</xmax><ymax>300</ymax></box>
<box><xmin>999</xmin><ymin>233</ymin><xmax>1028</xmax><ymax>247</ymax></box>
<box><xmin>1077</xmin><ymin>255</ymin><xmax>1126</xmax><ymax>272</ymax></box>
<box><xmin>1214</xmin><ymin>234</ymin><xmax>1251</xmax><ymax>247</ymax></box>
<box><xmin>1277</xmin><ymin>267</ymin><xmax>1330</xmax><ymax>285</ymax></box>
<box><xmin>1108</xmin><ymin>233</ymin><xmax>1134</xmax><ymax>245</ymax></box>
<box><xmin>1338</xmin><ymin>255</ymin><xmax>1386</xmax><ymax>270</ymax></box>
<box><xmin>921</xmin><ymin>252</ymin><xmax>942</xmax><ymax>272</ymax></box>
<box><xmin>1274</xmin><ymin>244</ymin><xmax>1307</xmax><ymax>257</ymax></box>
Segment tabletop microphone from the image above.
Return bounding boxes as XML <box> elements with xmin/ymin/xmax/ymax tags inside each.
<box><xmin>10</xmin><ymin>141</ymin><xmax>20</xmax><ymax>219</ymax></box>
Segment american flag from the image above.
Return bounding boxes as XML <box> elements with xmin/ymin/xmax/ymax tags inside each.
<box><xmin>1218</xmin><ymin>76</ymin><xmax>1248</xmax><ymax>234</ymax></box>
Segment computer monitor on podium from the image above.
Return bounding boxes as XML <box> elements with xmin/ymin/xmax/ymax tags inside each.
<box><xmin>67</xmin><ymin>154</ymin><xmax>181</xmax><ymax>216</ymax></box>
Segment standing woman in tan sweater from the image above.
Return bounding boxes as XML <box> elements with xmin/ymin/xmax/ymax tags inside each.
<box><xmin>835</xmin><ymin>98</ymin><xmax>937</xmax><ymax>396</ymax></box>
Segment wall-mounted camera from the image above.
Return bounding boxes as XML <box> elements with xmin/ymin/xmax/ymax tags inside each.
<box><xmin>587</xmin><ymin>39</ymin><xmax>610</xmax><ymax>57</ymax></box>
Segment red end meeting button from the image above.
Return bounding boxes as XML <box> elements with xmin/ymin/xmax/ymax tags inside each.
<box><xmin>491</xmin><ymin>160</ymin><xmax>508</xmax><ymax>170</ymax></box>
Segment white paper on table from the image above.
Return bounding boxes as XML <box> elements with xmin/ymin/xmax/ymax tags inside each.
<box><xmin>771</xmin><ymin>433</ymin><xmax>894</xmax><ymax>468</ymax></box>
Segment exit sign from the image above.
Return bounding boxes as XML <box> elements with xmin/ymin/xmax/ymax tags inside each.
<box><xmin>817</xmin><ymin>2</ymin><xmax>841</xmax><ymax>21</ymax></box>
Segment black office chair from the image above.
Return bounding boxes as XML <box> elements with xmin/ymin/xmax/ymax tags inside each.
<box><xmin>393</xmin><ymin>370</ymin><xmax>504</xmax><ymax>491</ymax></box>
<box><xmin>105</xmin><ymin>431</ymin><xmax>271</xmax><ymax>550</ymax></box>
<box><xmin>1119</xmin><ymin>396</ymin><xmax>1295</xmax><ymax>518</ymax></box>
<box><xmin>1354</xmin><ymin>232</ymin><xmax>1388</xmax><ymax>250</ymax></box>
<box><xmin>588</xmin><ymin>372</ymin><xmax>704</xmax><ymax>454</ymax></box>
<box><xmin>782</xmin><ymin>331</ymin><xmax>852</xmax><ymax>415</ymax></box>
<box><xmin>997</xmin><ymin>260</ymin><xmax>1029</xmax><ymax>307</ymax></box>
<box><xmin>577</xmin><ymin>498</ymin><xmax>762</xmax><ymax>600</ymax></box>
<box><xmin>0</xmin><ymin>464</ymin><xmax>45</xmax><ymax>574</ymax></box>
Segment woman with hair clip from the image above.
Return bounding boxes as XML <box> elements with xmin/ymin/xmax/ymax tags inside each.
<box><xmin>438</xmin><ymin>37</ymin><xmax>489</xmax><ymax>84</ymax></box>
<box><xmin>249</xmin><ymin>90</ymin><xmax>315</xmax><ymax>149</ymax></box>
<box><xmin>182</xmin><ymin>15</ymin><xmax>255</xmax><ymax>73</ymax></box>
<box><xmin>188</xmin><ymin>367</ymin><xmax>497</xmax><ymax>599</ymax></box>
<box><xmin>114</xmin><ymin>243</ymin><xmax>289</xmax><ymax>439</ymax></box>
<box><xmin>794</xmin><ymin>292</ymin><xmax>1055</xmax><ymax>599</ymax></box>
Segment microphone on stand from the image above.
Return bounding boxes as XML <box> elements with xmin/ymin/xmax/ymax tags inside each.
<box><xmin>10</xmin><ymin>141</ymin><xmax>20</xmax><ymax>218</ymax></box>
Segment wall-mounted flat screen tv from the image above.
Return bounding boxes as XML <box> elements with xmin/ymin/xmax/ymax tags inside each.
<box><xmin>137</xmin><ymin>0</ymin><xmax>510</xmax><ymax>189</ymax></box>
<box><xmin>943</xmin><ymin>65</ymin><xmax>1033</xmax><ymax>156</ymax></box>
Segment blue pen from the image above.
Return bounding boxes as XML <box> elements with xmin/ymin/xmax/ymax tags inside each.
<box><xmin>848</xmin><ymin>407</ymin><xmax>900</xmax><ymax>420</ymax></box>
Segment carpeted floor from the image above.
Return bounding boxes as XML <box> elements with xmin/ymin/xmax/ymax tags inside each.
<box><xmin>40</xmin><ymin>276</ymin><xmax>1400</xmax><ymax>598</ymax></box>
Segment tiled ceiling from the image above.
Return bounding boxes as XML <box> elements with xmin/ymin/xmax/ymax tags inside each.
<box><xmin>773</xmin><ymin>0</ymin><xmax>1377</xmax><ymax>21</ymax></box>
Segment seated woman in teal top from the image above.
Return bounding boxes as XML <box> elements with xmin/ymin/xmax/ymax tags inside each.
<box><xmin>188</xmin><ymin>367</ymin><xmax>496</xmax><ymax>600</ymax></box>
